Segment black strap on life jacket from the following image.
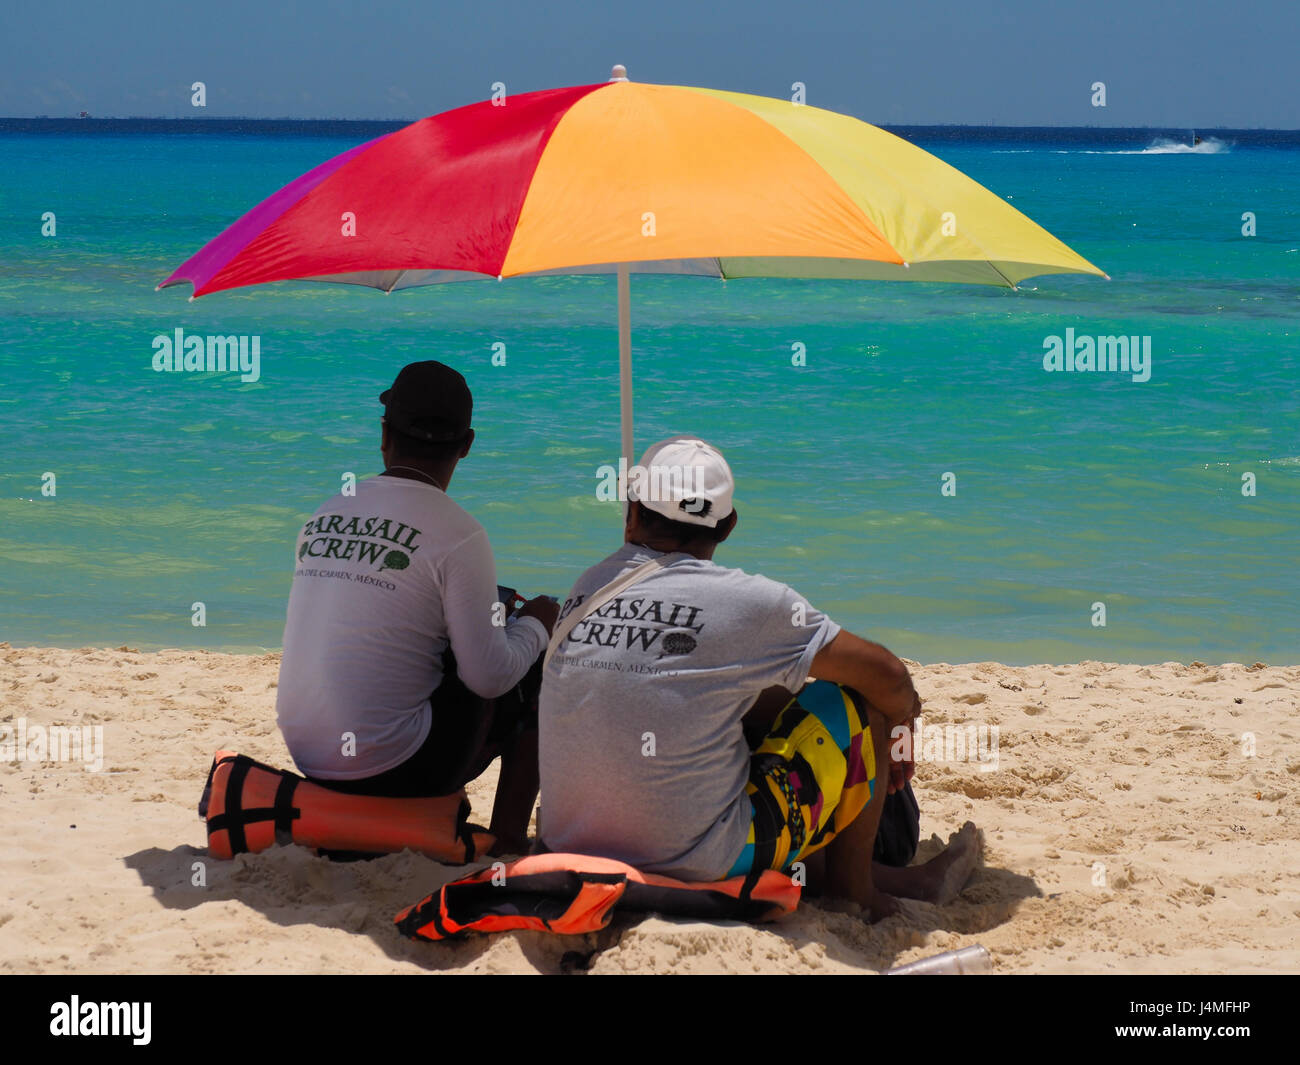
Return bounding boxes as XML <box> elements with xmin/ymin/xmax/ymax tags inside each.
<box><xmin>272</xmin><ymin>773</ymin><xmax>300</xmax><ymax>846</ymax></box>
<box><xmin>198</xmin><ymin>751</ymin><xmax>237</xmax><ymax>820</ymax></box>
<box><xmin>396</xmin><ymin>889</ymin><xmax>455</xmax><ymax>941</ymax></box>
<box><xmin>219</xmin><ymin>756</ymin><xmax>252</xmax><ymax>854</ymax></box>
<box><xmin>432</xmin><ymin>870</ymin><xmax>629</xmax><ymax>940</ymax></box>
<box><xmin>738</xmin><ymin>861</ymin><xmax>765</xmax><ymax>915</ymax></box>
<box><xmin>453</xmin><ymin>797</ymin><xmax>484</xmax><ymax>863</ymax></box>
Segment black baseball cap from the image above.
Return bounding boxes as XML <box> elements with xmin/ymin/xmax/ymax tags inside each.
<box><xmin>379</xmin><ymin>361</ymin><xmax>473</xmax><ymax>443</ymax></box>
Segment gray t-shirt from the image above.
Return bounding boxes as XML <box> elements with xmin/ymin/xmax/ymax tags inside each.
<box><xmin>538</xmin><ymin>542</ymin><xmax>841</xmax><ymax>881</ymax></box>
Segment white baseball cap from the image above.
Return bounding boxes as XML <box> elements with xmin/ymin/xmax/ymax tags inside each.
<box><xmin>627</xmin><ymin>436</ymin><xmax>735</xmax><ymax>528</ymax></box>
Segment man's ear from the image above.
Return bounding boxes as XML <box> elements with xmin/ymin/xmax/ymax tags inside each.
<box><xmin>715</xmin><ymin>508</ymin><xmax>739</xmax><ymax>544</ymax></box>
<box><xmin>460</xmin><ymin>428</ymin><xmax>475</xmax><ymax>459</ymax></box>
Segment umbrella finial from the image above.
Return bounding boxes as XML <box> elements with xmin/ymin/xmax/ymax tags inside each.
<box><xmin>609</xmin><ymin>64</ymin><xmax>629</xmax><ymax>82</ymax></box>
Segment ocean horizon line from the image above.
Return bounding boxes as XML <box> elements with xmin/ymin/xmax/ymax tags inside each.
<box><xmin>3</xmin><ymin>117</ymin><xmax>1298</xmax><ymax>136</ymax></box>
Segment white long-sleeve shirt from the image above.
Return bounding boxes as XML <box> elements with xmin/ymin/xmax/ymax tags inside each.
<box><xmin>276</xmin><ymin>475</ymin><xmax>547</xmax><ymax>780</ymax></box>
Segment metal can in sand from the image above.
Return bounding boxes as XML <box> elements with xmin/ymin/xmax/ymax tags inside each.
<box><xmin>886</xmin><ymin>945</ymin><xmax>991</xmax><ymax>975</ymax></box>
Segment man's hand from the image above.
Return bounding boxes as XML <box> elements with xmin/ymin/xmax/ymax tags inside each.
<box><xmin>888</xmin><ymin>694</ymin><xmax>920</xmax><ymax>795</ymax></box>
<box><xmin>517</xmin><ymin>595</ymin><xmax>560</xmax><ymax>634</ymax></box>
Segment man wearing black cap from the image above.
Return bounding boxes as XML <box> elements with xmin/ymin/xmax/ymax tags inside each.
<box><xmin>276</xmin><ymin>361</ymin><xmax>558</xmax><ymax>853</ymax></box>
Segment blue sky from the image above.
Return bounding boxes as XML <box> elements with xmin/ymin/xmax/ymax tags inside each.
<box><xmin>2</xmin><ymin>0</ymin><xmax>1297</xmax><ymax>126</ymax></box>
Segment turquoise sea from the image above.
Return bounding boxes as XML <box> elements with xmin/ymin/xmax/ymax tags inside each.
<box><xmin>1</xmin><ymin>121</ymin><xmax>1296</xmax><ymax>664</ymax></box>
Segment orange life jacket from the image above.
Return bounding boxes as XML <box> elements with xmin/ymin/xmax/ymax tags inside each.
<box><xmin>199</xmin><ymin>750</ymin><xmax>493</xmax><ymax>863</ymax></box>
<box><xmin>394</xmin><ymin>852</ymin><xmax>801</xmax><ymax>941</ymax></box>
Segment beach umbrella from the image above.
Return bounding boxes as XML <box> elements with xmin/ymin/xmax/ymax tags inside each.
<box><xmin>160</xmin><ymin>66</ymin><xmax>1106</xmax><ymax>465</ymax></box>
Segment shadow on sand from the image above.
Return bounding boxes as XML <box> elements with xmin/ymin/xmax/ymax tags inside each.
<box><xmin>125</xmin><ymin>836</ymin><xmax>1041</xmax><ymax>973</ymax></box>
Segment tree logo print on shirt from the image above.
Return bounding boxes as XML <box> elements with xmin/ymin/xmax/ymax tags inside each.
<box><xmin>659</xmin><ymin>631</ymin><xmax>698</xmax><ymax>658</ymax></box>
<box><xmin>379</xmin><ymin>549</ymin><xmax>410</xmax><ymax>573</ymax></box>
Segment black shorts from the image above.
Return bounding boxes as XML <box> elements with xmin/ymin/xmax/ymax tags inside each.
<box><xmin>307</xmin><ymin>648</ymin><xmax>542</xmax><ymax>799</ymax></box>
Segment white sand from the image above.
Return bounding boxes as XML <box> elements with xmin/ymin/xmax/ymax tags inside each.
<box><xmin>1</xmin><ymin>645</ymin><xmax>1297</xmax><ymax>974</ymax></box>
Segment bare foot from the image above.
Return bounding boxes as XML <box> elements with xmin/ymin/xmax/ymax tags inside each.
<box><xmin>930</xmin><ymin>821</ymin><xmax>983</xmax><ymax>904</ymax></box>
<box><xmin>869</xmin><ymin>821</ymin><xmax>984</xmax><ymax>905</ymax></box>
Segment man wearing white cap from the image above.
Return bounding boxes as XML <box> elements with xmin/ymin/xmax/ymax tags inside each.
<box><xmin>538</xmin><ymin>436</ymin><xmax>980</xmax><ymax>920</ymax></box>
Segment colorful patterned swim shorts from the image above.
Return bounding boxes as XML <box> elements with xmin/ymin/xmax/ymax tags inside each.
<box><xmin>726</xmin><ymin>680</ymin><xmax>876</xmax><ymax>877</ymax></box>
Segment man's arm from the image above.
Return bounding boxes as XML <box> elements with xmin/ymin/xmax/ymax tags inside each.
<box><xmin>809</xmin><ymin>630</ymin><xmax>918</xmax><ymax>727</ymax></box>
<box><xmin>442</xmin><ymin>529</ymin><xmax>549</xmax><ymax>699</ymax></box>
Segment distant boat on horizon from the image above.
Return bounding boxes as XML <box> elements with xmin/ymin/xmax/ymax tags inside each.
<box><xmin>78</xmin><ymin>111</ymin><xmax>90</xmax><ymax>119</ymax></box>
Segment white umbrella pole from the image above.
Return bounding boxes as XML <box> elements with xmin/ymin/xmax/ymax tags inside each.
<box><xmin>610</xmin><ymin>64</ymin><xmax>636</xmax><ymax>486</ymax></box>
<box><xmin>618</xmin><ymin>263</ymin><xmax>633</xmax><ymax>470</ymax></box>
